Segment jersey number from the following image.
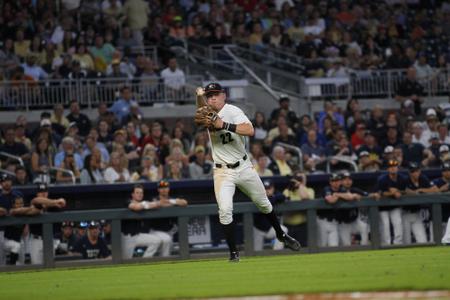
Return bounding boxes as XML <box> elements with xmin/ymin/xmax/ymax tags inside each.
<box><xmin>220</xmin><ymin>132</ymin><xmax>234</xmax><ymax>144</ymax></box>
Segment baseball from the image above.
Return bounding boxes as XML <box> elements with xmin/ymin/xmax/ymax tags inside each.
<box><xmin>196</xmin><ymin>87</ymin><xmax>205</xmax><ymax>96</ymax></box>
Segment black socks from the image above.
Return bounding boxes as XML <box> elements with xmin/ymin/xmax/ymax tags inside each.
<box><xmin>264</xmin><ymin>210</ymin><xmax>285</xmax><ymax>238</ymax></box>
<box><xmin>222</xmin><ymin>222</ymin><xmax>238</xmax><ymax>253</ymax></box>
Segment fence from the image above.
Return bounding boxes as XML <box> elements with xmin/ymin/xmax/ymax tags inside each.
<box><xmin>0</xmin><ymin>75</ymin><xmax>204</xmax><ymax>111</ymax></box>
<box><xmin>0</xmin><ymin>193</ymin><xmax>448</xmax><ymax>270</ymax></box>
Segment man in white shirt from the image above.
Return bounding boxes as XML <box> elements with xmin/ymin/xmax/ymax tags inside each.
<box><xmin>161</xmin><ymin>57</ymin><xmax>186</xmax><ymax>102</ymax></box>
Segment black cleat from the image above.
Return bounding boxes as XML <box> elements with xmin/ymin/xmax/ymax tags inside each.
<box><xmin>278</xmin><ymin>233</ymin><xmax>301</xmax><ymax>251</ymax></box>
<box><xmin>229</xmin><ymin>251</ymin><xmax>240</xmax><ymax>262</ymax></box>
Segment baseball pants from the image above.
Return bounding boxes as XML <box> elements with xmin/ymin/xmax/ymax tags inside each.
<box><xmin>150</xmin><ymin>230</ymin><xmax>172</xmax><ymax>257</ymax></box>
<box><xmin>29</xmin><ymin>236</ymin><xmax>59</xmax><ymax>265</ymax></box>
<box><xmin>4</xmin><ymin>239</ymin><xmax>21</xmax><ymax>254</ymax></box>
<box><xmin>441</xmin><ymin>217</ymin><xmax>450</xmax><ymax>244</ymax></box>
<box><xmin>402</xmin><ymin>211</ymin><xmax>427</xmax><ymax>244</ymax></box>
<box><xmin>317</xmin><ymin>217</ymin><xmax>339</xmax><ymax>247</ymax></box>
<box><xmin>214</xmin><ymin>161</ymin><xmax>272</xmax><ymax>225</ymax></box>
<box><xmin>121</xmin><ymin>233</ymin><xmax>162</xmax><ymax>259</ymax></box>
<box><xmin>253</xmin><ymin>225</ymin><xmax>287</xmax><ymax>251</ymax></box>
<box><xmin>0</xmin><ymin>231</ymin><xmax>4</xmax><ymax>265</ymax></box>
<box><xmin>379</xmin><ymin>208</ymin><xmax>403</xmax><ymax>245</ymax></box>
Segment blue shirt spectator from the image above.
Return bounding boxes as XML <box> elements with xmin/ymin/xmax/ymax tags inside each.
<box><xmin>109</xmin><ymin>86</ymin><xmax>139</xmax><ymax>124</ymax></box>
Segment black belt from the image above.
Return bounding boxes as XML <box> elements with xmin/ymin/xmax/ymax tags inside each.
<box><xmin>215</xmin><ymin>155</ymin><xmax>247</xmax><ymax>169</ymax></box>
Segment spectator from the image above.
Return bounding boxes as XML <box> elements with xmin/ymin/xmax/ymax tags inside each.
<box><xmin>72</xmin><ymin>42</ymin><xmax>95</xmax><ymax>71</ymax></box>
<box><xmin>82</xmin><ymin>134</ymin><xmax>110</xmax><ymax>167</ymax></box>
<box><xmin>54</xmin><ymin>136</ymin><xmax>83</xmax><ymax>170</ymax></box>
<box><xmin>327</xmin><ymin>134</ymin><xmax>354</xmax><ymax>172</ymax></box>
<box><xmin>432</xmin><ymin>162</ymin><xmax>450</xmax><ymax>192</ymax></box>
<box><xmin>351</xmin><ymin>123</ymin><xmax>367</xmax><ymax>150</ymax></box>
<box><xmin>376</xmin><ymin>159</ymin><xmax>407</xmax><ymax>246</ymax></box>
<box><xmin>50</xmin><ymin>104</ymin><xmax>70</xmax><ymax>135</ymax></box>
<box><xmin>74</xmin><ymin>221</ymin><xmax>111</xmax><ymax>259</ymax></box>
<box><xmin>66</xmin><ymin>100</ymin><xmax>92</xmax><ymax>137</ymax></box>
<box><xmin>272</xmin><ymin>121</ymin><xmax>297</xmax><ymax>149</ymax></box>
<box><xmin>266</xmin><ymin>116</ymin><xmax>295</xmax><ymax>144</ymax></box>
<box><xmin>117</xmin><ymin>27</ymin><xmax>139</xmax><ymax>49</ymax></box>
<box><xmin>412</xmin><ymin>122</ymin><xmax>429</xmax><ymax>148</ymax></box>
<box><xmin>252</xmin><ymin>111</ymin><xmax>269</xmax><ymax>142</ymax></box>
<box><xmin>1</xmin><ymin>127</ymin><xmax>30</xmax><ymax>164</ymax></box>
<box><xmin>269</xmin><ymin>95</ymin><xmax>299</xmax><ymax>129</ymax></box>
<box><xmin>413</xmin><ymin>54</ymin><xmax>434</xmax><ymax>86</ymax></box>
<box><xmin>188</xmin><ymin>145</ymin><xmax>213</xmax><ymax>180</ymax></box>
<box><xmin>160</xmin><ymin>57</ymin><xmax>186</xmax><ymax>101</ymax></box>
<box><xmin>56</xmin><ymin>152</ymin><xmax>81</xmax><ymax>184</ymax></box>
<box><xmin>97</xmin><ymin>120</ymin><xmax>114</xmax><ymax>146</ymax></box>
<box><xmin>21</xmin><ymin>54</ymin><xmax>48</xmax><ymax>81</ymax></box>
<box><xmin>395</xmin><ymin>67</ymin><xmax>424</xmax><ymax>116</ymax></box>
<box><xmin>122</xmin><ymin>0</ymin><xmax>151</xmax><ymax>46</ymax></box>
<box><xmin>268</xmin><ymin>145</ymin><xmax>293</xmax><ymax>176</ymax></box>
<box><xmin>130</xmin><ymin>155</ymin><xmax>162</xmax><ymax>182</ymax></box>
<box><xmin>255</xmin><ymin>156</ymin><xmax>274</xmax><ymax>177</ymax></box>
<box><xmin>14</xmin><ymin>29</ymin><xmax>31</xmax><ymax>60</ymax></box>
<box><xmin>109</xmin><ymin>86</ymin><xmax>139</xmax><ymax>125</ymax></box>
<box><xmin>122</xmin><ymin>184</ymin><xmax>163</xmax><ymax>259</ymax></box>
<box><xmin>55</xmin><ymin>221</ymin><xmax>78</xmax><ymax>256</ymax></box>
<box><xmin>282</xmin><ymin>172</ymin><xmax>314</xmax><ymax>247</ymax></box>
<box><xmin>89</xmin><ymin>35</ymin><xmax>115</xmax><ymax>72</ymax></box>
<box><xmin>404</xmin><ymin>162</ymin><xmax>438</xmax><ymax>244</ymax></box>
<box><xmin>31</xmin><ymin>137</ymin><xmax>54</xmax><ymax>179</ymax></box>
<box><xmin>253</xmin><ymin>180</ymin><xmax>288</xmax><ymax>251</ymax></box>
<box><xmin>14</xmin><ymin>166</ymin><xmax>30</xmax><ymax>185</ymax></box>
<box><xmin>104</xmin><ymin>151</ymin><xmax>130</xmax><ymax>183</ymax></box>
<box><xmin>80</xmin><ymin>154</ymin><xmax>105</xmax><ymax>184</ymax></box>
<box><xmin>29</xmin><ymin>183</ymin><xmax>66</xmax><ymax>264</ymax></box>
<box><xmin>400</xmin><ymin>131</ymin><xmax>426</xmax><ymax>167</ymax></box>
<box><xmin>301</xmin><ymin>129</ymin><xmax>327</xmax><ymax>172</ymax></box>
<box><xmin>437</xmin><ymin>123</ymin><xmax>450</xmax><ymax>145</ymax></box>
<box><xmin>358</xmin><ymin>150</ymin><xmax>379</xmax><ymax>172</ymax></box>
<box><xmin>317</xmin><ymin>100</ymin><xmax>345</xmax><ymax>134</ymax></box>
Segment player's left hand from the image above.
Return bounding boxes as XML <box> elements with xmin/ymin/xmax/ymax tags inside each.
<box><xmin>195</xmin><ymin>106</ymin><xmax>219</xmax><ymax>130</ymax></box>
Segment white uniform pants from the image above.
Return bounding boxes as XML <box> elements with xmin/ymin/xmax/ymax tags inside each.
<box><xmin>442</xmin><ymin>217</ymin><xmax>450</xmax><ymax>244</ymax></box>
<box><xmin>379</xmin><ymin>208</ymin><xmax>403</xmax><ymax>245</ymax></box>
<box><xmin>214</xmin><ymin>162</ymin><xmax>272</xmax><ymax>225</ymax></box>
<box><xmin>317</xmin><ymin>218</ymin><xmax>339</xmax><ymax>247</ymax></box>
<box><xmin>402</xmin><ymin>211</ymin><xmax>427</xmax><ymax>244</ymax></box>
<box><xmin>4</xmin><ymin>239</ymin><xmax>21</xmax><ymax>254</ymax></box>
<box><xmin>339</xmin><ymin>218</ymin><xmax>370</xmax><ymax>246</ymax></box>
<box><xmin>253</xmin><ymin>225</ymin><xmax>287</xmax><ymax>251</ymax></box>
<box><xmin>0</xmin><ymin>231</ymin><xmax>4</xmax><ymax>265</ymax></box>
<box><xmin>121</xmin><ymin>233</ymin><xmax>162</xmax><ymax>259</ymax></box>
<box><xmin>29</xmin><ymin>236</ymin><xmax>59</xmax><ymax>265</ymax></box>
<box><xmin>150</xmin><ymin>230</ymin><xmax>172</xmax><ymax>257</ymax></box>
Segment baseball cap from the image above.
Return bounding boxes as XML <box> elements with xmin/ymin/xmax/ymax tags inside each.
<box><xmin>408</xmin><ymin>162</ymin><xmax>420</xmax><ymax>171</ymax></box>
<box><xmin>387</xmin><ymin>159</ymin><xmax>399</xmax><ymax>167</ymax></box>
<box><xmin>329</xmin><ymin>173</ymin><xmax>342</xmax><ymax>181</ymax></box>
<box><xmin>359</xmin><ymin>150</ymin><xmax>369</xmax><ymax>158</ymax></box>
<box><xmin>278</xmin><ymin>94</ymin><xmax>290</xmax><ymax>102</ymax></box>
<box><xmin>195</xmin><ymin>145</ymin><xmax>205</xmax><ymax>153</ymax></box>
<box><xmin>77</xmin><ymin>221</ymin><xmax>88</xmax><ymax>228</ymax></box>
<box><xmin>0</xmin><ymin>173</ymin><xmax>13</xmax><ymax>182</ymax></box>
<box><xmin>40</xmin><ymin>119</ymin><xmax>51</xmax><ymax>127</ymax></box>
<box><xmin>340</xmin><ymin>170</ymin><xmax>351</xmax><ymax>178</ymax></box>
<box><xmin>442</xmin><ymin>162</ymin><xmax>450</xmax><ymax>171</ymax></box>
<box><xmin>204</xmin><ymin>82</ymin><xmax>224</xmax><ymax>96</ymax></box>
<box><xmin>426</xmin><ymin>108</ymin><xmax>437</xmax><ymax>117</ymax></box>
<box><xmin>384</xmin><ymin>145</ymin><xmax>394</xmax><ymax>154</ymax></box>
<box><xmin>439</xmin><ymin>145</ymin><xmax>449</xmax><ymax>153</ymax></box>
<box><xmin>37</xmin><ymin>182</ymin><xmax>48</xmax><ymax>192</ymax></box>
<box><xmin>158</xmin><ymin>179</ymin><xmax>170</xmax><ymax>188</ymax></box>
<box><xmin>61</xmin><ymin>221</ymin><xmax>74</xmax><ymax>228</ymax></box>
<box><xmin>263</xmin><ymin>180</ymin><xmax>273</xmax><ymax>189</ymax></box>
<box><xmin>88</xmin><ymin>220</ymin><xmax>100</xmax><ymax>228</ymax></box>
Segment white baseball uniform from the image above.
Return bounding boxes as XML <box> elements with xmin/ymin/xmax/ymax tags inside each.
<box><xmin>208</xmin><ymin>104</ymin><xmax>272</xmax><ymax>225</ymax></box>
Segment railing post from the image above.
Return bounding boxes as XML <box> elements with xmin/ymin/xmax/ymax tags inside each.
<box><xmin>307</xmin><ymin>208</ymin><xmax>318</xmax><ymax>253</ymax></box>
<box><xmin>111</xmin><ymin>219</ymin><xmax>122</xmax><ymax>264</ymax></box>
<box><xmin>243</xmin><ymin>212</ymin><xmax>254</xmax><ymax>256</ymax></box>
<box><xmin>42</xmin><ymin>223</ymin><xmax>55</xmax><ymax>268</ymax></box>
<box><xmin>178</xmin><ymin>216</ymin><xmax>190</xmax><ymax>259</ymax></box>
<box><xmin>431</xmin><ymin>203</ymin><xmax>443</xmax><ymax>245</ymax></box>
<box><xmin>369</xmin><ymin>206</ymin><xmax>381</xmax><ymax>249</ymax></box>
<box><xmin>387</xmin><ymin>71</ymin><xmax>392</xmax><ymax>101</ymax></box>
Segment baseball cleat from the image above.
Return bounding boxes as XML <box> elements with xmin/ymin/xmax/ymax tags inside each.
<box><xmin>278</xmin><ymin>233</ymin><xmax>301</xmax><ymax>251</ymax></box>
<box><xmin>229</xmin><ymin>251</ymin><xmax>240</xmax><ymax>262</ymax></box>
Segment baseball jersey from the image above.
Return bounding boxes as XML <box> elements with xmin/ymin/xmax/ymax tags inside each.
<box><xmin>405</xmin><ymin>174</ymin><xmax>433</xmax><ymax>212</ymax></box>
<box><xmin>208</xmin><ymin>104</ymin><xmax>250</xmax><ymax>165</ymax></box>
<box><xmin>376</xmin><ymin>173</ymin><xmax>408</xmax><ymax>211</ymax></box>
<box><xmin>74</xmin><ymin>235</ymin><xmax>110</xmax><ymax>259</ymax></box>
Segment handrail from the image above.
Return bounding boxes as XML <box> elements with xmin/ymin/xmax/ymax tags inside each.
<box><xmin>0</xmin><ymin>152</ymin><xmax>24</xmax><ymax>167</ymax></box>
<box><xmin>0</xmin><ymin>168</ymin><xmax>16</xmax><ymax>177</ymax></box>
<box><xmin>224</xmin><ymin>45</ymin><xmax>280</xmax><ymax>101</ymax></box>
<box><xmin>275</xmin><ymin>142</ymin><xmax>304</xmax><ymax>171</ymax></box>
<box><xmin>49</xmin><ymin>167</ymin><xmax>76</xmax><ymax>184</ymax></box>
<box><xmin>326</xmin><ymin>155</ymin><xmax>359</xmax><ymax>173</ymax></box>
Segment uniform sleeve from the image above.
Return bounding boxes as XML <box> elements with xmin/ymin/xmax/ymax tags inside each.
<box><xmin>376</xmin><ymin>176</ymin><xmax>387</xmax><ymax>192</ymax></box>
<box><xmin>232</xmin><ymin>106</ymin><xmax>251</xmax><ymax>124</ymax></box>
<box><xmin>98</xmin><ymin>238</ymin><xmax>111</xmax><ymax>258</ymax></box>
<box><xmin>324</xmin><ymin>186</ymin><xmax>333</xmax><ymax>197</ymax></box>
<box><xmin>419</xmin><ymin>175</ymin><xmax>432</xmax><ymax>188</ymax></box>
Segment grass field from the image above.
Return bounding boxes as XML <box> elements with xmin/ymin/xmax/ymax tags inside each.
<box><xmin>0</xmin><ymin>247</ymin><xmax>449</xmax><ymax>300</ymax></box>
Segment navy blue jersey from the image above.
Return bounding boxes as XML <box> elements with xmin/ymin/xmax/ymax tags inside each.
<box><xmin>254</xmin><ymin>192</ymin><xmax>286</xmax><ymax>232</ymax></box>
<box><xmin>432</xmin><ymin>177</ymin><xmax>449</xmax><ymax>190</ymax></box>
<box><xmin>0</xmin><ymin>190</ymin><xmax>23</xmax><ymax>230</ymax></box>
<box><xmin>405</xmin><ymin>174</ymin><xmax>433</xmax><ymax>212</ymax></box>
<box><xmin>376</xmin><ymin>173</ymin><xmax>408</xmax><ymax>211</ymax></box>
<box><xmin>55</xmin><ymin>232</ymin><xmax>78</xmax><ymax>254</ymax></box>
<box><xmin>74</xmin><ymin>235</ymin><xmax>110</xmax><ymax>259</ymax></box>
<box><xmin>318</xmin><ymin>186</ymin><xmax>345</xmax><ymax>221</ymax></box>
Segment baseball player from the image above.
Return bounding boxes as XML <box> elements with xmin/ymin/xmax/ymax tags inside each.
<box><xmin>122</xmin><ymin>184</ymin><xmax>163</xmax><ymax>259</ymax></box>
<box><xmin>431</xmin><ymin>163</ymin><xmax>450</xmax><ymax>244</ymax></box>
<box><xmin>318</xmin><ymin>173</ymin><xmax>342</xmax><ymax>247</ymax></box>
<box><xmin>195</xmin><ymin>82</ymin><xmax>300</xmax><ymax>262</ymax></box>
<box><xmin>73</xmin><ymin>221</ymin><xmax>111</xmax><ymax>259</ymax></box>
<box><xmin>29</xmin><ymin>183</ymin><xmax>66</xmax><ymax>264</ymax></box>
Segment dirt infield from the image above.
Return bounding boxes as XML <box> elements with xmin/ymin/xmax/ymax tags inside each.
<box><xmin>211</xmin><ymin>290</ymin><xmax>450</xmax><ymax>300</ymax></box>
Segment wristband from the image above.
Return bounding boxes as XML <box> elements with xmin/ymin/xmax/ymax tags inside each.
<box><xmin>221</xmin><ymin>122</ymin><xmax>237</xmax><ymax>133</ymax></box>
<box><xmin>142</xmin><ymin>201</ymin><xmax>150</xmax><ymax>210</ymax></box>
<box><xmin>169</xmin><ymin>199</ymin><xmax>177</xmax><ymax>205</ymax></box>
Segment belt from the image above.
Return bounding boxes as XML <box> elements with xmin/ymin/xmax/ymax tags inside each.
<box><xmin>215</xmin><ymin>155</ymin><xmax>247</xmax><ymax>169</ymax></box>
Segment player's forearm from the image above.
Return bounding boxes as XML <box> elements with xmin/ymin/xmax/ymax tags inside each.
<box><xmin>216</xmin><ymin>119</ymin><xmax>254</xmax><ymax>136</ymax></box>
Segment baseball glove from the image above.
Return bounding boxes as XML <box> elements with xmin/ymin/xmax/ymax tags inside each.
<box><xmin>195</xmin><ymin>106</ymin><xmax>218</xmax><ymax>129</ymax></box>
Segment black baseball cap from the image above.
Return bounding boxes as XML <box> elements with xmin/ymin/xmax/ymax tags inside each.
<box><xmin>37</xmin><ymin>182</ymin><xmax>48</xmax><ymax>192</ymax></box>
<box><xmin>408</xmin><ymin>162</ymin><xmax>420</xmax><ymax>171</ymax></box>
<box><xmin>204</xmin><ymin>82</ymin><xmax>224</xmax><ymax>96</ymax></box>
<box><xmin>330</xmin><ymin>173</ymin><xmax>342</xmax><ymax>181</ymax></box>
<box><xmin>263</xmin><ymin>180</ymin><xmax>273</xmax><ymax>189</ymax></box>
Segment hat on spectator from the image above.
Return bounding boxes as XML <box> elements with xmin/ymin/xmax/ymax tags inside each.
<box><xmin>88</xmin><ymin>221</ymin><xmax>100</xmax><ymax>228</ymax></box>
<box><xmin>111</xmin><ymin>58</ymin><xmax>120</xmax><ymax>65</ymax></box>
<box><xmin>263</xmin><ymin>179</ymin><xmax>273</xmax><ymax>189</ymax></box>
<box><xmin>426</xmin><ymin>108</ymin><xmax>438</xmax><ymax>119</ymax></box>
<box><xmin>0</xmin><ymin>173</ymin><xmax>13</xmax><ymax>182</ymax></box>
<box><xmin>158</xmin><ymin>179</ymin><xmax>170</xmax><ymax>189</ymax></box>
<box><xmin>61</xmin><ymin>221</ymin><xmax>74</xmax><ymax>228</ymax></box>
<box><xmin>440</xmin><ymin>145</ymin><xmax>449</xmax><ymax>153</ymax></box>
<box><xmin>408</xmin><ymin>162</ymin><xmax>420</xmax><ymax>171</ymax></box>
<box><xmin>340</xmin><ymin>170</ymin><xmax>351</xmax><ymax>178</ymax></box>
<box><xmin>204</xmin><ymin>82</ymin><xmax>224</xmax><ymax>96</ymax></box>
<box><xmin>359</xmin><ymin>150</ymin><xmax>369</xmax><ymax>158</ymax></box>
<box><xmin>329</xmin><ymin>173</ymin><xmax>342</xmax><ymax>181</ymax></box>
<box><xmin>278</xmin><ymin>94</ymin><xmax>290</xmax><ymax>102</ymax></box>
<box><xmin>195</xmin><ymin>145</ymin><xmax>205</xmax><ymax>153</ymax></box>
<box><xmin>387</xmin><ymin>159</ymin><xmax>399</xmax><ymax>167</ymax></box>
<box><xmin>40</xmin><ymin>119</ymin><xmax>51</xmax><ymax>127</ymax></box>
<box><xmin>384</xmin><ymin>145</ymin><xmax>394</xmax><ymax>154</ymax></box>
<box><xmin>37</xmin><ymin>182</ymin><xmax>48</xmax><ymax>192</ymax></box>
<box><xmin>403</xmin><ymin>99</ymin><xmax>414</xmax><ymax>108</ymax></box>
<box><xmin>442</xmin><ymin>162</ymin><xmax>450</xmax><ymax>171</ymax></box>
